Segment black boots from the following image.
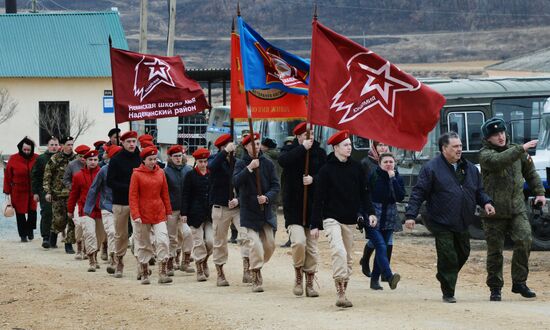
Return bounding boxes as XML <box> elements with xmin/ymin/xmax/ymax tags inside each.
<box><xmin>65</xmin><ymin>243</ymin><xmax>75</xmax><ymax>254</ymax></box>
<box><xmin>49</xmin><ymin>232</ymin><xmax>58</xmax><ymax>248</ymax></box>
<box><xmin>360</xmin><ymin>244</ymin><xmax>374</xmax><ymax>277</ymax></box>
<box><xmin>512</xmin><ymin>283</ymin><xmax>536</xmax><ymax>298</ymax></box>
<box><xmin>442</xmin><ymin>295</ymin><xmax>457</xmax><ymax>303</ymax></box>
<box><xmin>41</xmin><ymin>237</ymin><xmax>50</xmax><ymax>249</ymax></box>
<box><xmin>490</xmin><ymin>288</ymin><xmax>502</xmax><ymax>301</ymax></box>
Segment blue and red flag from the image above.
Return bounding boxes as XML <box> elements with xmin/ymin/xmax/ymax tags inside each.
<box><xmin>238</xmin><ymin>17</ymin><xmax>309</xmax><ymax>95</ymax></box>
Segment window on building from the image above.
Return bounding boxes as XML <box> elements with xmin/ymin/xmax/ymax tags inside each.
<box><xmin>447</xmin><ymin>111</ymin><xmax>485</xmax><ymax>151</ymax></box>
<box><xmin>177</xmin><ymin>114</ymin><xmax>207</xmax><ymax>153</ymax></box>
<box><xmin>144</xmin><ymin>119</ymin><xmax>157</xmax><ymax>143</ymax></box>
<box><xmin>38</xmin><ymin>101</ymin><xmax>70</xmax><ymax>146</ymax></box>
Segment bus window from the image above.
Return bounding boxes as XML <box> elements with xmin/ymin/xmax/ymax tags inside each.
<box><xmin>492</xmin><ymin>97</ymin><xmax>547</xmax><ymax>145</ymax></box>
<box><xmin>447</xmin><ymin>111</ymin><xmax>485</xmax><ymax>151</ymax></box>
<box><xmin>353</xmin><ymin>136</ymin><xmax>370</xmax><ymax>150</ymax></box>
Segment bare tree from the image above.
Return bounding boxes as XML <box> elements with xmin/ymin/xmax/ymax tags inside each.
<box><xmin>0</xmin><ymin>88</ymin><xmax>18</xmax><ymax>125</ymax></box>
<box><xmin>37</xmin><ymin>104</ymin><xmax>95</xmax><ymax>142</ymax></box>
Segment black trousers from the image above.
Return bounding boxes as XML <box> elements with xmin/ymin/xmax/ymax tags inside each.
<box><xmin>16</xmin><ymin>210</ymin><xmax>37</xmax><ymax>239</ymax></box>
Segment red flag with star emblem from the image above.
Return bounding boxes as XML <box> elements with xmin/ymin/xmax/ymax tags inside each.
<box><xmin>308</xmin><ymin>21</ymin><xmax>445</xmax><ymax>151</ymax></box>
<box><xmin>110</xmin><ymin>47</ymin><xmax>209</xmax><ymax>124</ymax></box>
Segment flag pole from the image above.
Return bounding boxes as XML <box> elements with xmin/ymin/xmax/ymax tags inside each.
<box><xmin>108</xmin><ymin>35</ymin><xmax>120</xmax><ymax>146</ymax></box>
<box><xmin>301</xmin><ymin>4</ymin><xmax>317</xmax><ymax>226</ymax></box>
<box><xmin>228</xmin><ymin>17</ymin><xmax>237</xmax><ymax>201</ymax></box>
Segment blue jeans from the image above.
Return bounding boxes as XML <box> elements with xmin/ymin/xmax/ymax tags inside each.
<box><xmin>366</xmin><ymin>228</ymin><xmax>393</xmax><ymax>281</ymax></box>
<box><xmin>366</xmin><ymin>232</ymin><xmax>393</xmax><ymax>248</ymax></box>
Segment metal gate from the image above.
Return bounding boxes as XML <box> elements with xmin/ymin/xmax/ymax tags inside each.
<box><xmin>177</xmin><ymin>114</ymin><xmax>207</xmax><ymax>153</ymax></box>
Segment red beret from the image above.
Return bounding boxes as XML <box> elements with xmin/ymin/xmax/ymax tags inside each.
<box><xmin>120</xmin><ymin>131</ymin><xmax>138</xmax><ymax>141</ymax></box>
<box><xmin>167</xmin><ymin>145</ymin><xmax>184</xmax><ymax>156</ymax></box>
<box><xmin>140</xmin><ymin>140</ymin><xmax>154</xmax><ymax>148</ymax></box>
<box><xmin>241</xmin><ymin>132</ymin><xmax>261</xmax><ymax>146</ymax></box>
<box><xmin>214</xmin><ymin>134</ymin><xmax>232</xmax><ymax>148</ymax></box>
<box><xmin>83</xmin><ymin>150</ymin><xmax>98</xmax><ymax>159</ymax></box>
<box><xmin>140</xmin><ymin>146</ymin><xmax>158</xmax><ymax>159</ymax></box>
<box><xmin>106</xmin><ymin>145</ymin><xmax>122</xmax><ymax>159</ymax></box>
<box><xmin>138</xmin><ymin>134</ymin><xmax>154</xmax><ymax>143</ymax></box>
<box><xmin>74</xmin><ymin>145</ymin><xmax>91</xmax><ymax>155</ymax></box>
<box><xmin>327</xmin><ymin>130</ymin><xmax>350</xmax><ymax>146</ymax></box>
<box><xmin>93</xmin><ymin>140</ymin><xmax>106</xmax><ymax>148</ymax></box>
<box><xmin>293</xmin><ymin>122</ymin><xmax>308</xmax><ymax>136</ymax></box>
<box><xmin>192</xmin><ymin>148</ymin><xmax>210</xmax><ymax>160</ymax></box>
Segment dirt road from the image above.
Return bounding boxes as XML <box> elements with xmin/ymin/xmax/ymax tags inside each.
<box><xmin>1</xmin><ymin>223</ymin><xmax>549</xmax><ymax>330</ymax></box>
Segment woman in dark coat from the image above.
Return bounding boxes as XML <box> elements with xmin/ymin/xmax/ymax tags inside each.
<box><xmin>3</xmin><ymin>137</ymin><xmax>38</xmax><ymax>242</ymax></box>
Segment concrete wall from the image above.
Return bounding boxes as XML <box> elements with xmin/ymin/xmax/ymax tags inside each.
<box><xmin>0</xmin><ymin>77</ymin><xmax>129</xmax><ymax>155</ymax></box>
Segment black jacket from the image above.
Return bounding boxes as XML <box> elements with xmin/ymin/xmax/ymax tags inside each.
<box><xmin>208</xmin><ymin>150</ymin><xmax>236</xmax><ymax>207</ymax></box>
<box><xmin>311</xmin><ymin>153</ymin><xmax>375</xmax><ymax>229</ymax></box>
<box><xmin>233</xmin><ymin>152</ymin><xmax>280</xmax><ymax>232</ymax></box>
<box><xmin>278</xmin><ymin>140</ymin><xmax>326</xmax><ymax>228</ymax></box>
<box><xmin>405</xmin><ymin>155</ymin><xmax>492</xmax><ymax>232</ymax></box>
<box><xmin>164</xmin><ymin>162</ymin><xmax>192</xmax><ymax>212</ymax></box>
<box><xmin>181</xmin><ymin>168</ymin><xmax>210</xmax><ymax>228</ymax></box>
<box><xmin>106</xmin><ymin>148</ymin><xmax>142</xmax><ymax>205</ymax></box>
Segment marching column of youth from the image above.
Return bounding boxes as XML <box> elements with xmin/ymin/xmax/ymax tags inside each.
<box><xmin>366</xmin><ymin>153</ymin><xmax>404</xmax><ymax>291</ymax></box>
<box><xmin>84</xmin><ymin>145</ymin><xmax>123</xmax><ymax>274</ymax></box>
<box><xmin>43</xmin><ymin>136</ymin><xmax>77</xmax><ymax>253</ymax></box>
<box><xmin>3</xmin><ymin>137</ymin><xmax>38</xmax><ymax>242</ymax></box>
<box><xmin>479</xmin><ymin>118</ymin><xmax>546</xmax><ymax>301</ymax></box>
<box><xmin>181</xmin><ymin>148</ymin><xmax>213</xmax><ymax>282</ymax></box>
<box><xmin>405</xmin><ymin>131</ymin><xmax>495</xmax><ymax>303</ymax></box>
<box><xmin>129</xmin><ymin>146</ymin><xmax>173</xmax><ymax>285</ymax></box>
<box><xmin>208</xmin><ymin>134</ymin><xmax>251</xmax><ymax>287</ymax></box>
<box><xmin>233</xmin><ymin>133</ymin><xmax>280</xmax><ymax>293</ymax></box>
<box><xmin>278</xmin><ymin>122</ymin><xmax>327</xmax><ymax>297</ymax></box>
<box><xmin>106</xmin><ymin>131</ymin><xmax>142</xmax><ymax>278</ymax></box>
<box><xmin>31</xmin><ymin>136</ymin><xmax>59</xmax><ymax>248</ymax></box>
<box><xmin>311</xmin><ymin>130</ymin><xmax>378</xmax><ymax>308</ymax></box>
<box><xmin>67</xmin><ymin>150</ymin><xmax>105</xmax><ymax>272</ymax></box>
<box><xmin>65</xmin><ymin>144</ymin><xmax>91</xmax><ymax>260</ymax></box>
<box><xmin>164</xmin><ymin>145</ymin><xmax>195</xmax><ymax>275</ymax></box>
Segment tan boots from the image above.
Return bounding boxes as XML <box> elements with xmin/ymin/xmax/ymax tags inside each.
<box><xmin>216</xmin><ymin>264</ymin><xmax>230</xmax><ymax>287</ymax></box>
<box><xmin>251</xmin><ymin>268</ymin><xmax>264</xmax><ymax>293</ymax></box>
<box><xmin>167</xmin><ymin>257</ymin><xmax>175</xmax><ymax>276</ymax></box>
<box><xmin>293</xmin><ymin>267</ymin><xmax>303</xmax><ymax>296</ymax></box>
<box><xmin>87</xmin><ymin>253</ymin><xmax>95</xmax><ymax>272</ymax></box>
<box><xmin>242</xmin><ymin>257</ymin><xmax>252</xmax><ymax>284</ymax></box>
<box><xmin>335</xmin><ymin>279</ymin><xmax>352</xmax><ymax>308</ymax></box>
<box><xmin>195</xmin><ymin>259</ymin><xmax>207</xmax><ymax>282</ymax></box>
<box><xmin>75</xmin><ymin>241</ymin><xmax>84</xmax><ymax>260</ymax></box>
<box><xmin>158</xmin><ymin>259</ymin><xmax>173</xmax><ymax>284</ymax></box>
<box><xmin>106</xmin><ymin>252</ymin><xmax>116</xmax><ymax>274</ymax></box>
<box><xmin>180</xmin><ymin>252</ymin><xmax>195</xmax><ymax>273</ymax></box>
<box><xmin>114</xmin><ymin>256</ymin><xmax>124</xmax><ymax>278</ymax></box>
<box><xmin>305</xmin><ymin>272</ymin><xmax>319</xmax><ymax>297</ymax></box>
<box><xmin>140</xmin><ymin>263</ymin><xmax>150</xmax><ymax>285</ymax></box>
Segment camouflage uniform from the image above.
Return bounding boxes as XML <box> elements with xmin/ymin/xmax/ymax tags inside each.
<box><xmin>479</xmin><ymin>141</ymin><xmax>545</xmax><ymax>289</ymax></box>
<box><xmin>43</xmin><ymin>151</ymin><xmax>77</xmax><ymax>243</ymax></box>
<box><xmin>31</xmin><ymin>151</ymin><xmax>56</xmax><ymax>240</ymax></box>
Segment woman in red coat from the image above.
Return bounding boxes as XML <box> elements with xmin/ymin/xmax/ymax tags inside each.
<box><xmin>3</xmin><ymin>137</ymin><xmax>38</xmax><ymax>242</ymax></box>
<box><xmin>129</xmin><ymin>146</ymin><xmax>173</xmax><ymax>285</ymax></box>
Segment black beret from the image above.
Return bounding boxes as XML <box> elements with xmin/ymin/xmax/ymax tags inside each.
<box><xmin>481</xmin><ymin>117</ymin><xmax>506</xmax><ymax>138</ymax></box>
<box><xmin>108</xmin><ymin>128</ymin><xmax>121</xmax><ymax>137</ymax></box>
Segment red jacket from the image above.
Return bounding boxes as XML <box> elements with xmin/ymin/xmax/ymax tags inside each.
<box><xmin>129</xmin><ymin>164</ymin><xmax>172</xmax><ymax>224</ymax></box>
<box><xmin>67</xmin><ymin>166</ymin><xmax>101</xmax><ymax>219</ymax></box>
<box><xmin>3</xmin><ymin>153</ymin><xmax>38</xmax><ymax>214</ymax></box>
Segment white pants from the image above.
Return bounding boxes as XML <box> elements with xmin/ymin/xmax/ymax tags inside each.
<box><xmin>191</xmin><ymin>222</ymin><xmax>214</xmax><ymax>261</ymax></box>
<box><xmin>82</xmin><ymin>216</ymin><xmax>106</xmax><ymax>254</ymax></box>
<box><xmin>323</xmin><ymin>218</ymin><xmax>355</xmax><ymax>281</ymax></box>
<box><xmin>133</xmin><ymin>221</ymin><xmax>169</xmax><ymax>264</ymax></box>
<box><xmin>101</xmin><ymin>210</ymin><xmax>116</xmax><ymax>255</ymax></box>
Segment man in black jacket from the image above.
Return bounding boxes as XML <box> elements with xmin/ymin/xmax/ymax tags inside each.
<box><xmin>405</xmin><ymin>131</ymin><xmax>495</xmax><ymax>303</ymax></box>
<box><xmin>312</xmin><ymin>130</ymin><xmax>378</xmax><ymax>308</ymax></box>
<box><xmin>182</xmin><ymin>148</ymin><xmax>212</xmax><ymax>282</ymax></box>
<box><xmin>209</xmin><ymin>134</ymin><xmax>250</xmax><ymax>287</ymax></box>
<box><xmin>233</xmin><ymin>132</ymin><xmax>280</xmax><ymax>293</ymax></box>
<box><xmin>279</xmin><ymin>122</ymin><xmax>326</xmax><ymax>297</ymax></box>
<box><xmin>106</xmin><ymin>130</ymin><xmax>142</xmax><ymax>278</ymax></box>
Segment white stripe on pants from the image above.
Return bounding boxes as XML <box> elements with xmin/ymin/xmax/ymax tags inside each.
<box><xmin>289</xmin><ymin>224</ymin><xmax>319</xmax><ymax>273</ymax></box>
<box><xmin>323</xmin><ymin>218</ymin><xmax>355</xmax><ymax>281</ymax></box>
<box><xmin>82</xmin><ymin>216</ymin><xmax>106</xmax><ymax>254</ymax></box>
<box><xmin>134</xmin><ymin>221</ymin><xmax>169</xmax><ymax>264</ymax></box>
<box><xmin>246</xmin><ymin>224</ymin><xmax>275</xmax><ymax>270</ymax></box>
<box><xmin>191</xmin><ymin>222</ymin><xmax>213</xmax><ymax>261</ymax></box>
<box><xmin>101</xmin><ymin>210</ymin><xmax>116</xmax><ymax>255</ymax></box>
<box><xmin>212</xmin><ymin>205</ymin><xmax>249</xmax><ymax>265</ymax></box>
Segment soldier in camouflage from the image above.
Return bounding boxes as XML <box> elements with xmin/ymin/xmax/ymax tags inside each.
<box><xmin>479</xmin><ymin>117</ymin><xmax>547</xmax><ymax>301</ymax></box>
<box><xmin>43</xmin><ymin>136</ymin><xmax>77</xmax><ymax>254</ymax></box>
<box><xmin>31</xmin><ymin>136</ymin><xmax>59</xmax><ymax>249</ymax></box>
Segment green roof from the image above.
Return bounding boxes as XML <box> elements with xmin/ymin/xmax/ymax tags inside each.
<box><xmin>0</xmin><ymin>11</ymin><xmax>128</xmax><ymax>78</ymax></box>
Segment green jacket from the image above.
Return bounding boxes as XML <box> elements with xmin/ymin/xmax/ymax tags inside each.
<box><xmin>479</xmin><ymin>140</ymin><xmax>544</xmax><ymax>219</ymax></box>
<box><xmin>43</xmin><ymin>151</ymin><xmax>76</xmax><ymax>198</ymax></box>
<box><xmin>31</xmin><ymin>151</ymin><xmax>56</xmax><ymax>195</ymax></box>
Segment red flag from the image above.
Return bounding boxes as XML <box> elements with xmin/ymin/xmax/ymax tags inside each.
<box><xmin>230</xmin><ymin>30</ymin><xmax>307</xmax><ymax>120</ymax></box>
<box><xmin>308</xmin><ymin>21</ymin><xmax>446</xmax><ymax>151</ymax></box>
<box><xmin>110</xmin><ymin>47</ymin><xmax>209</xmax><ymax>124</ymax></box>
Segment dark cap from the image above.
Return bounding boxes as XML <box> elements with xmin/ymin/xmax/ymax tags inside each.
<box><xmin>481</xmin><ymin>117</ymin><xmax>506</xmax><ymax>138</ymax></box>
<box><xmin>261</xmin><ymin>137</ymin><xmax>277</xmax><ymax>149</ymax></box>
<box><xmin>108</xmin><ymin>128</ymin><xmax>121</xmax><ymax>138</ymax></box>
<box><xmin>59</xmin><ymin>136</ymin><xmax>74</xmax><ymax>144</ymax></box>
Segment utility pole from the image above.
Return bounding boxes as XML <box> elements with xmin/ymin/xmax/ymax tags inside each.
<box><xmin>139</xmin><ymin>0</ymin><xmax>148</xmax><ymax>53</ymax></box>
<box><xmin>166</xmin><ymin>0</ymin><xmax>176</xmax><ymax>56</ymax></box>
